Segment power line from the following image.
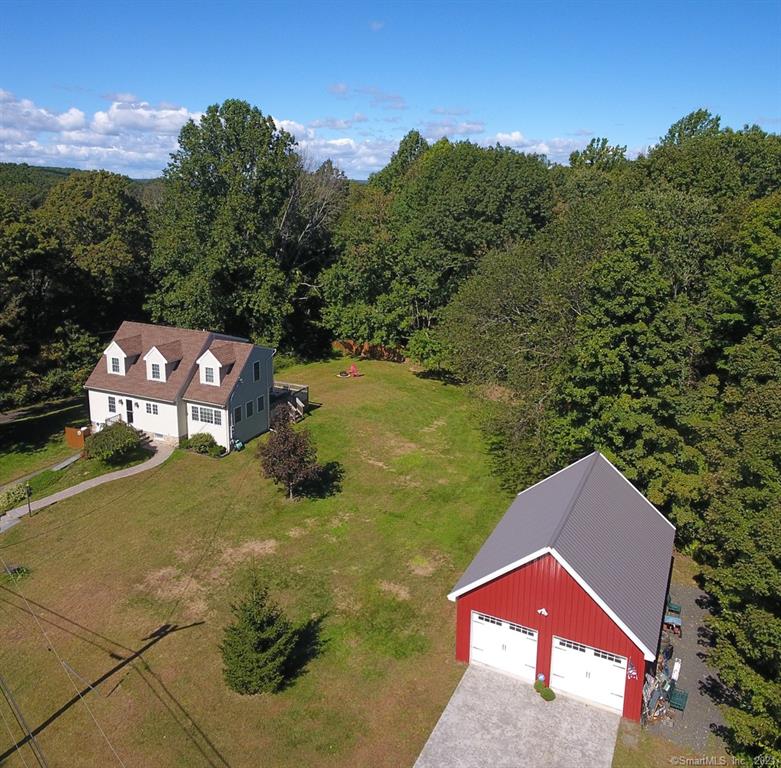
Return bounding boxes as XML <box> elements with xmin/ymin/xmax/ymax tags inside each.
<box><xmin>0</xmin><ymin>672</ymin><xmax>46</xmax><ymax>768</ymax></box>
<box><xmin>0</xmin><ymin>682</ymin><xmax>32</xmax><ymax>768</ymax></box>
<box><xmin>0</xmin><ymin>552</ymin><xmax>127</xmax><ymax>767</ymax></box>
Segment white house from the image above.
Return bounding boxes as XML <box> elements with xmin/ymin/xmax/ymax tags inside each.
<box><xmin>85</xmin><ymin>321</ymin><xmax>275</xmax><ymax>450</ymax></box>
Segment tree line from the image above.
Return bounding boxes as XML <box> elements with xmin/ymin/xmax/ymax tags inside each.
<box><xmin>0</xmin><ymin>101</ymin><xmax>778</xmax><ymax>757</ymax></box>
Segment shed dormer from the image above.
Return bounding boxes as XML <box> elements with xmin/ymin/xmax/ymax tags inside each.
<box><xmin>143</xmin><ymin>340</ymin><xmax>182</xmax><ymax>383</ymax></box>
<box><xmin>103</xmin><ymin>334</ymin><xmax>141</xmax><ymax>376</ymax></box>
<box><xmin>196</xmin><ymin>343</ymin><xmax>235</xmax><ymax>386</ymax></box>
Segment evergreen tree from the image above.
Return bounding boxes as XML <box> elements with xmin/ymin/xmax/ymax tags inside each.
<box><xmin>220</xmin><ymin>582</ymin><xmax>297</xmax><ymax>695</ymax></box>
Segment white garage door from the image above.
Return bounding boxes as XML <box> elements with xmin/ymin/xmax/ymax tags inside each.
<box><xmin>469</xmin><ymin>612</ymin><xmax>538</xmax><ymax>682</ymax></box>
<box><xmin>550</xmin><ymin>636</ymin><xmax>626</xmax><ymax>712</ymax></box>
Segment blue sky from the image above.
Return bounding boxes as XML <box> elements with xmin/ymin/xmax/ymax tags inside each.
<box><xmin>1</xmin><ymin>0</ymin><xmax>779</xmax><ymax>177</ymax></box>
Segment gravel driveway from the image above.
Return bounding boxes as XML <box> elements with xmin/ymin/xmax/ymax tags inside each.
<box><xmin>414</xmin><ymin>665</ymin><xmax>621</xmax><ymax>768</ymax></box>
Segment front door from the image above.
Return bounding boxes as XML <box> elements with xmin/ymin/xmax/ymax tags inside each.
<box><xmin>125</xmin><ymin>399</ymin><xmax>134</xmax><ymax>424</ymax></box>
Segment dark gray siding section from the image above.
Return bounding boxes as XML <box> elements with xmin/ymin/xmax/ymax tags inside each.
<box><xmin>451</xmin><ymin>452</ymin><xmax>676</xmax><ymax>655</ymax></box>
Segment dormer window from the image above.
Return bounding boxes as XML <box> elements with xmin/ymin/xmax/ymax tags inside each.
<box><xmin>111</xmin><ymin>357</ymin><xmax>120</xmax><ymax>374</ymax></box>
<box><xmin>205</xmin><ymin>367</ymin><xmax>214</xmax><ymax>383</ymax></box>
<box><xmin>151</xmin><ymin>363</ymin><xmax>161</xmax><ymax>380</ymax></box>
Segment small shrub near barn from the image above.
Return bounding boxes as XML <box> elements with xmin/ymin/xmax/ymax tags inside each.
<box><xmin>83</xmin><ymin>422</ymin><xmax>141</xmax><ymax>463</ymax></box>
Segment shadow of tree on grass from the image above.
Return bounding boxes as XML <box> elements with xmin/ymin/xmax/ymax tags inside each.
<box><xmin>299</xmin><ymin>461</ymin><xmax>345</xmax><ymax>499</ymax></box>
<box><xmin>278</xmin><ymin>614</ymin><xmax>328</xmax><ymax>691</ymax></box>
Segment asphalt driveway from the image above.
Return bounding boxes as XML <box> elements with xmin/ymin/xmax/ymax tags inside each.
<box><xmin>414</xmin><ymin>665</ymin><xmax>621</xmax><ymax>768</ymax></box>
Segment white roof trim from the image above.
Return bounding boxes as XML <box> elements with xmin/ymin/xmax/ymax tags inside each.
<box><xmin>196</xmin><ymin>349</ymin><xmax>221</xmax><ymax>366</ymax></box>
<box><xmin>598</xmin><ymin>452</ymin><xmax>676</xmax><ymax>532</ymax></box>
<box><xmin>447</xmin><ymin>547</ymin><xmax>551</xmax><ymax>602</ymax></box>
<box><xmin>103</xmin><ymin>340</ymin><xmax>126</xmax><ymax>358</ymax></box>
<box><xmin>448</xmin><ymin>546</ymin><xmax>655</xmax><ymax>661</ymax></box>
<box><xmin>550</xmin><ymin>548</ymin><xmax>655</xmax><ymax>661</ymax></box>
<box><xmin>143</xmin><ymin>345</ymin><xmax>167</xmax><ymax>362</ymax></box>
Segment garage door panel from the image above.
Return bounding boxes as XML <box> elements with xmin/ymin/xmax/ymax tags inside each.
<box><xmin>550</xmin><ymin>636</ymin><xmax>626</xmax><ymax>712</ymax></box>
<box><xmin>470</xmin><ymin>612</ymin><xmax>537</xmax><ymax>682</ymax></box>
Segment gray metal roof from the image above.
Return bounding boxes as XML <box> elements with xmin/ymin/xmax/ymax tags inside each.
<box><xmin>449</xmin><ymin>452</ymin><xmax>676</xmax><ymax>657</ymax></box>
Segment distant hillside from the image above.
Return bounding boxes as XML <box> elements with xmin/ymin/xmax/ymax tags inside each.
<box><xmin>0</xmin><ymin>163</ymin><xmax>164</xmax><ymax>209</ymax></box>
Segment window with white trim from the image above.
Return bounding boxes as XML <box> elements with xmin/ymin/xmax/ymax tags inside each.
<box><xmin>145</xmin><ymin>403</ymin><xmax>158</xmax><ymax>415</ymax></box>
<box><xmin>200</xmin><ymin>407</ymin><xmax>214</xmax><ymax>424</ymax></box>
<box><xmin>108</xmin><ymin>395</ymin><xmax>116</xmax><ymax>413</ymax></box>
<box><xmin>558</xmin><ymin>639</ymin><xmax>587</xmax><ymax>653</ymax></box>
<box><xmin>205</xmin><ymin>366</ymin><xmax>214</xmax><ymax>383</ymax></box>
<box><xmin>213</xmin><ymin>410</ymin><xmax>221</xmax><ymax>425</ymax></box>
<box><xmin>507</xmin><ymin>622</ymin><xmax>535</xmax><ymax>637</ymax></box>
<box><xmin>253</xmin><ymin>360</ymin><xmax>261</xmax><ymax>381</ymax></box>
<box><xmin>257</xmin><ymin>395</ymin><xmax>264</xmax><ymax>412</ymax></box>
<box><xmin>111</xmin><ymin>357</ymin><xmax>120</xmax><ymax>373</ymax></box>
<box><xmin>191</xmin><ymin>405</ymin><xmax>199</xmax><ymax>421</ymax></box>
<box><xmin>246</xmin><ymin>400</ymin><xmax>254</xmax><ymax>418</ymax></box>
<box><xmin>593</xmin><ymin>649</ymin><xmax>623</xmax><ymax>664</ymax></box>
<box><xmin>151</xmin><ymin>363</ymin><xmax>161</xmax><ymax>380</ymax></box>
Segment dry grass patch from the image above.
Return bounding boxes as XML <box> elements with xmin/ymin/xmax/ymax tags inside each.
<box><xmin>378</xmin><ymin>580</ymin><xmax>410</xmax><ymax>601</ymax></box>
<box><xmin>409</xmin><ymin>551</ymin><xmax>449</xmax><ymax>577</ymax></box>
<box><xmin>138</xmin><ymin>566</ymin><xmax>208</xmax><ymax>621</ymax></box>
<box><xmin>221</xmin><ymin>539</ymin><xmax>278</xmax><ymax>564</ymax></box>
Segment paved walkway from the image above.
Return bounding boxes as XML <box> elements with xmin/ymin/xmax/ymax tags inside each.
<box><xmin>414</xmin><ymin>665</ymin><xmax>620</xmax><ymax>768</ymax></box>
<box><xmin>0</xmin><ymin>443</ymin><xmax>175</xmax><ymax>533</ymax></box>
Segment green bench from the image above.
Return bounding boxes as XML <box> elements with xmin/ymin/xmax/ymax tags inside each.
<box><xmin>666</xmin><ymin>594</ymin><xmax>682</xmax><ymax>616</ymax></box>
<box><xmin>667</xmin><ymin>681</ymin><xmax>689</xmax><ymax>711</ymax></box>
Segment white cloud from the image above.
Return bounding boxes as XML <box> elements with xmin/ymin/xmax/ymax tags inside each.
<box><xmin>492</xmin><ymin>130</ymin><xmax>585</xmax><ymax>162</ymax></box>
<box><xmin>326</xmin><ymin>83</ymin><xmax>407</xmax><ymax>110</ymax></box>
<box><xmin>91</xmin><ymin>100</ymin><xmax>199</xmax><ymax>135</ymax></box>
<box><xmin>296</xmin><ymin>135</ymin><xmax>398</xmax><ymax>175</ymax></box>
<box><xmin>431</xmin><ymin>106</ymin><xmax>470</xmax><ymax>116</ymax></box>
<box><xmin>328</xmin><ymin>82</ymin><xmax>350</xmax><ymax>97</ymax></box>
<box><xmin>369</xmin><ymin>20</ymin><xmax>385</xmax><ymax>32</ymax></box>
<box><xmin>308</xmin><ymin>113</ymin><xmax>368</xmax><ymax>130</ymax></box>
<box><xmin>0</xmin><ymin>89</ymin><xmax>86</xmax><ymax>132</ymax></box>
<box><xmin>423</xmin><ymin>119</ymin><xmax>485</xmax><ymax>139</ymax></box>
<box><xmin>0</xmin><ymin>89</ymin><xmax>198</xmax><ymax>176</ymax></box>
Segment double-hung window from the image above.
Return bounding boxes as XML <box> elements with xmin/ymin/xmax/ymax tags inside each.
<box><xmin>191</xmin><ymin>405</ymin><xmax>200</xmax><ymax>421</ymax></box>
<box><xmin>253</xmin><ymin>361</ymin><xmax>261</xmax><ymax>381</ymax></box>
<box><xmin>108</xmin><ymin>395</ymin><xmax>116</xmax><ymax>413</ymax></box>
<box><xmin>205</xmin><ymin>367</ymin><xmax>214</xmax><ymax>384</ymax></box>
<box><xmin>234</xmin><ymin>406</ymin><xmax>242</xmax><ymax>424</ymax></box>
<box><xmin>111</xmin><ymin>357</ymin><xmax>120</xmax><ymax>373</ymax></box>
<box><xmin>257</xmin><ymin>395</ymin><xmax>264</xmax><ymax>412</ymax></box>
<box><xmin>200</xmin><ymin>407</ymin><xmax>214</xmax><ymax>424</ymax></box>
<box><xmin>151</xmin><ymin>363</ymin><xmax>160</xmax><ymax>380</ymax></box>
<box><xmin>246</xmin><ymin>401</ymin><xmax>254</xmax><ymax>418</ymax></box>
<box><xmin>146</xmin><ymin>403</ymin><xmax>158</xmax><ymax>415</ymax></box>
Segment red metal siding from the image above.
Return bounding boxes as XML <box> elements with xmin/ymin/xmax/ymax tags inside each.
<box><xmin>455</xmin><ymin>553</ymin><xmax>646</xmax><ymax>721</ymax></box>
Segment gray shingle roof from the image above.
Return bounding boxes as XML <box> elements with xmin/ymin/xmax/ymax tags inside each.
<box><xmin>449</xmin><ymin>452</ymin><xmax>675</xmax><ymax>658</ymax></box>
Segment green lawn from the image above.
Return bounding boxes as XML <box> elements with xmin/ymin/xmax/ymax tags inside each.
<box><xmin>25</xmin><ymin>445</ymin><xmax>151</xmax><ymax>502</ymax></box>
<box><xmin>0</xmin><ymin>399</ymin><xmax>88</xmax><ymax>486</ymax></box>
<box><xmin>0</xmin><ymin>360</ymin><xmax>510</xmax><ymax>767</ymax></box>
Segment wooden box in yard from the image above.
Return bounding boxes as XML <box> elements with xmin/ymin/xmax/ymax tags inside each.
<box><xmin>64</xmin><ymin>425</ymin><xmax>90</xmax><ymax>449</ymax></box>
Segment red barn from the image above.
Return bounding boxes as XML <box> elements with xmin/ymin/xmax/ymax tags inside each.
<box><xmin>448</xmin><ymin>452</ymin><xmax>675</xmax><ymax>721</ymax></box>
